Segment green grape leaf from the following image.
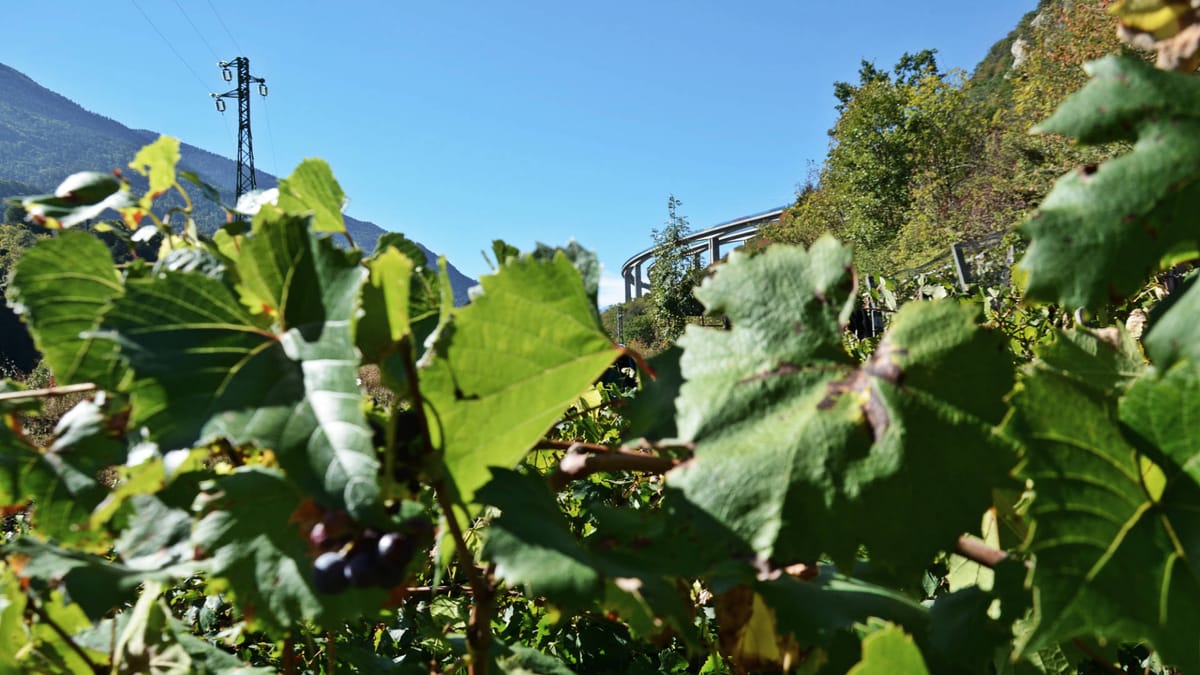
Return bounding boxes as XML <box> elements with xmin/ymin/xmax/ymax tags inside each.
<box><xmin>102</xmin><ymin>216</ymin><xmax>382</xmax><ymax>523</ymax></box>
<box><xmin>713</xmin><ymin>585</ymin><xmax>804</xmax><ymax>673</ymax></box>
<box><xmin>1144</xmin><ymin>276</ymin><xmax>1200</xmax><ymax>369</ymax></box>
<box><xmin>15</xmin><ymin>172</ymin><xmax>135</xmax><ymax>228</ymax></box>
<box><xmin>530</xmin><ymin>241</ymin><xmax>600</xmax><ymax>306</ymax></box>
<box><xmin>178</xmin><ymin>170</ymin><xmax>222</xmax><ymax>205</ymax></box>
<box><xmin>30</xmin><ymin>494</ymin><xmax>193</xmax><ymax>617</ymax></box>
<box><xmin>422</xmin><ymin>251</ymin><xmax>619</xmax><ymax>507</ymax></box>
<box><xmin>6</xmin><ymin>231</ymin><xmax>124</xmax><ymax>388</ymax></box>
<box><xmin>276</xmin><ymin>158</ymin><xmax>346</xmax><ymax>234</ymax></box>
<box><xmin>495</xmin><ymin>643</ymin><xmax>576</xmax><ymax>675</ymax></box>
<box><xmin>1121</xmin><ymin>362</ymin><xmax>1200</xmax><ymax>485</ymax></box>
<box><xmin>1008</xmin><ymin>364</ymin><xmax>1200</xmax><ymax>671</ymax></box>
<box><xmin>477</xmin><ymin>469</ymin><xmax>703</xmax><ymax>639</ymax></box>
<box><xmin>477</xmin><ymin>469</ymin><xmax>601</xmax><ymax>609</ymax></box>
<box><xmin>7</xmin><ymin>525</ymin><xmax>191</xmax><ymax>622</ymax></box>
<box><xmin>668</xmin><ymin>240</ymin><xmax>1015</xmax><ymax>578</ymax></box>
<box><xmin>357</xmin><ymin>245</ymin><xmax>416</xmax><ymax>364</ymax></box>
<box><xmin>1018</xmin><ymin>54</ymin><xmax>1200</xmax><ymax>308</ymax></box>
<box><xmin>848</xmin><ymin>623</ymin><xmax>930</xmax><ymax>675</ymax></box>
<box><xmin>30</xmin><ymin>591</ymin><xmax>107</xmax><ymax>673</ymax></box>
<box><xmin>624</xmin><ymin>346</ymin><xmax>682</xmax><ymax>442</ymax></box>
<box><xmin>927</xmin><ymin>587</ymin><xmax>1013</xmax><ymax>672</ymax></box>
<box><xmin>757</xmin><ymin>571</ymin><xmax>930</xmax><ymax>649</ymax></box>
<box><xmin>0</xmin><ymin>564</ymin><xmax>30</xmax><ymax>672</ymax></box>
<box><xmin>128</xmin><ymin>136</ymin><xmax>180</xmax><ymax>199</ymax></box>
<box><xmin>1034</xmin><ymin>328</ymin><xmax>1146</xmax><ymax>396</ymax></box>
<box><xmin>0</xmin><ymin>397</ymin><xmax>126</xmax><ymax>549</ymax></box>
<box><xmin>190</xmin><ymin>467</ymin><xmax>390</xmax><ymax>633</ymax></box>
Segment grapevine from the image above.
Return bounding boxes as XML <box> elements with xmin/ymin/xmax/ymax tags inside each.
<box><xmin>2</xmin><ymin>10</ymin><xmax>1200</xmax><ymax>674</ymax></box>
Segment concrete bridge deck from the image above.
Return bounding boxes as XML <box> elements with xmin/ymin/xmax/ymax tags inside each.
<box><xmin>620</xmin><ymin>205</ymin><xmax>786</xmax><ymax>302</ymax></box>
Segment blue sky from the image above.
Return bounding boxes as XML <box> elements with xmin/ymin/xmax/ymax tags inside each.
<box><xmin>4</xmin><ymin>1</ymin><xmax>1036</xmax><ymax>306</ymax></box>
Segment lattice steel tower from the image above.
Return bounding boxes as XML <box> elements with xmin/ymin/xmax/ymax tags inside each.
<box><xmin>211</xmin><ymin>57</ymin><xmax>268</xmax><ymax>204</ymax></box>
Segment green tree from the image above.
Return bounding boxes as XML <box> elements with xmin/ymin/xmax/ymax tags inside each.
<box><xmin>600</xmin><ymin>295</ymin><xmax>655</xmax><ymax>350</ymax></box>
<box><xmin>772</xmin><ymin>51</ymin><xmax>986</xmax><ymax>273</ymax></box>
<box><xmin>648</xmin><ymin>195</ymin><xmax>698</xmax><ymax>345</ymax></box>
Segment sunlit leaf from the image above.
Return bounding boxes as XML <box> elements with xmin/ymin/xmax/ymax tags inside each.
<box><xmin>6</xmin><ymin>231</ymin><xmax>124</xmax><ymax>388</ymax></box>
<box><xmin>668</xmin><ymin>239</ymin><xmax>1015</xmax><ymax>579</ymax></box>
<box><xmin>276</xmin><ymin>158</ymin><xmax>346</xmax><ymax>234</ymax></box>
<box><xmin>423</xmin><ymin>251</ymin><xmax>619</xmax><ymax>508</ymax></box>
<box><xmin>1018</xmin><ymin>55</ymin><xmax>1200</xmax><ymax>308</ymax></box>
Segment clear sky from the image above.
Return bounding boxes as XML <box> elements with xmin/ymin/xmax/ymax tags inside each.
<box><xmin>4</xmin><ymin>1</ymin><xmax>1036</xmax><ymax>306</ymax></box>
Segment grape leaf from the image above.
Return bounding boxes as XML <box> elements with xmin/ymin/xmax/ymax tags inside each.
<box><xmin>1120</xmin><ymin>361</ymin><xmax>1200</xmax><ymax>486</ymax></box>
<box><xmin>623</xmin><ymin>346</ymin><xmax>682</xmax><ymax>442</ymax></box>
<box><xmin>1144</xmin><ymin>275</ymin><xmax>1200</xmax><ymax>369</ymax></box>
<box><xmin>14</xmin><ymin>171</ymin><xmax>135</xmax><ymax>229</ymax></box>
<box><xmin>1008</xmin><ymin>363</ymin><xmax>1200</xmax><ymax>671</ymax></box>
<box><xmin>755</xmin><ymin>571</ymin><xmax>929</xmax><ymax>649</ymax></box>
<box><xmin>1034</xmin><ymin>328</ymin><xmax>1146</xmax><ymax>396</ymax></box>
<box><xmin>357</xmin><ymin>245</ymin><xmax>416</xmax><ymax>364</ymax></box>
<box><xmin>668</xmin><ymin>240</ymin><xmax>1015</xmax><ymax>578</ymax></box>
<box><xmin>191</xmin><ymin>467</ymin><xmax>391</xmax><ymax>633</ymax></box>
<box><xmin>495</xmin><ymin>643</ymin><xmax>576</xmax><ymax>675</ymax></box>
<box><xmin>714</xmin><ymin>585</ymin><xmax>803</xmax><ymax>673</ymax></box>
<box><xmin>101</xmin><ymin>216</ymin><xmax>383</xmax><ymax>523</ymax></box>
<box><xmin>6</xmin><ymin>231</ymin><xmax>124</xmax><ymax>388</ymax></box>
<box><xmin>0</xmin><ymin>397</ymin><xmax>125</xmax><ymax>549</ymax></box>
<box><xmin>477</xmin><ymin>469</ymin><xmax>601</xmax><ymax>609</ymax></box>
<box><xmin>848</xmin><ymin>623</ymin><xmax>930</xmax><ymax>675</ymax></box>
<box><xmin>128</xmin><ymin>136</ymin><xmax>180</xmax><ymax>199</ymax></box>
<box><xmin>1018</xmin><ymin>54</ymin><xmax>1200</xmax><ymax>308</ymax></box>
<box><xmin>0</xmin><ymin>564</ymin><xmax>30</xmax><ymax>672</ymax></box>
<box><xmin>477</xmin><ymin>469</ymin><xmax>704</xmax><ymax>640</ymax></box>
<box><xmin>275</xmin><ymin>158</ymin><xmax>346</xmax><ymax>234</ymax></box>
<box><xmin>422</xmin><ymin>251</ymin><xmax>619</xmax><ymax>507</ymax></box>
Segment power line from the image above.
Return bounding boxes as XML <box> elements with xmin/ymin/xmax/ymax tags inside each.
<box><xmin>172</xmin><ymin>0</ymin><xmax>221</xmax><ymax>63</ymax></box>
<box><xmin>204</xmin><ymin>0</ymin><xmax>246</xmax><ymax>56</ymax></box>
<box><xmin>128</xmin><ymin>0</ymin><xmax>213</xmax><ymax>95</ymax></box>
<box><xmin>259</xmin><ymin>94</ymin><xmax>281</xmax><ymax>178</ymax></box>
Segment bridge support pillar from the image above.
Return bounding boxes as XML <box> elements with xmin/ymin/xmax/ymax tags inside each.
<box><xmin>624</xmin><ymin>271</ymin><xmax>633</xmax><ymax>303</ymax></box>
<box><xmin>634</xmin><ymin>262</ymin><xmax>645</xmax><ymax>298</ymax></box>
<box><xmin>708</xmin><ymin>237</ymin><xmax>721</xmax><ymax>265</ymax></box>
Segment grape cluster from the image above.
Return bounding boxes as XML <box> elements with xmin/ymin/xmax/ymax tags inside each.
<box><xmin>309</xmin><ymin>513</ymin><xmax>432</xmax><ymax>595</ymax></box>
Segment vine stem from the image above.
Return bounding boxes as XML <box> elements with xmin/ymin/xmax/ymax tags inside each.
<box><xmin>27</xmin><ymin>593</ymin><xmax>101</xmax><ymax>673</ymax></box>
<box><xmin>534</xmin><ymin>438</ymin><xmax>695</xmax><ymax>456</ymax></box>
<box><xmin>0</xmin><ymin>382</ymin><xmax>97</xmax><ymax>403</ymax></box>
<box><xmin>393</xmin><ymin>340</ymin><xmax>495</xmax><ymax>673</ymax></box>
<box><xmin>434</xmin><ymin>485</ymin><xmax>494</xmax><ymax>675</ymax></box>
<box><xmin>953</xmin><ymin>535</ymin><xmax>1030</xmax><ymax>569</ymax></box>
<box><xmin>549</xmin><ymin>449</ymin><xmax>679</xmax><ymax>491</ymax></box>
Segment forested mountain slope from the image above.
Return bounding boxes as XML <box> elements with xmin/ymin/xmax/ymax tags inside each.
<box><xmin>763</xmin><ymin>0</ymin><xmax>1127</xmax><ymax>275</ymax></box>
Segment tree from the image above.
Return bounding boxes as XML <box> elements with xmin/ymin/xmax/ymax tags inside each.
<box><xmin>774</xmin><ymin>51</ymin><xmax>986</xmax><ymax>273</ymax></box>
<box><xmin>648</xmin><ymin>195</ymin><xmax>699</xmax><ymax>344</ymax></box>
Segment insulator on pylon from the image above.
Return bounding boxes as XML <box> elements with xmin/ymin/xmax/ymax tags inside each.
<box><xmin>222</xmin><ymin>67</ymin><xmax>232</xmax><ymax>82</ymax></box>
<box><xmin>215</xmin><ymin>98</ymin><xmax>226</xmax><ymax>112</ymax></box>
<box><xmin>258</xmin><ymin>83</ymin><xmax>268</xmax><ymax>97</ymax></box>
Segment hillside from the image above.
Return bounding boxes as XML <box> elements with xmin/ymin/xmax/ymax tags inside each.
<box><xmin>0</xmin><ymin>62</ymin><xmax>475</xmax><ymax>301</ymax></box>
<box><xmin>762</xmin><ymin>0</ymin><xmax>1125</xmax><ymax>276</ymax></box>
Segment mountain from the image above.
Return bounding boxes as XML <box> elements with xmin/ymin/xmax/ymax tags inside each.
<box><xmin>0</xmin><ymin>62</ymin><xmax>475</xmax><ymax>302</ymax></box>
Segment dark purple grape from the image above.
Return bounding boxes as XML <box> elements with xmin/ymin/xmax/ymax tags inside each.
<box><xmin>309</xmin><ymin>522</ymin><xmax>331</xmax><ymax>549</ymax></box>
<box><xmin>378</xmin><ymin>532</ymin><xmax>415</xmax><ymax>568</ymax></box>
<box><xmin>343</xmin><ymin>549</ymin><xmax>383</xmax><ymax>588</ymax></box>
<box><xmin>312</xmin><ymin>552</ymin><xmax>349</xmax><ymax>595</ymax></box>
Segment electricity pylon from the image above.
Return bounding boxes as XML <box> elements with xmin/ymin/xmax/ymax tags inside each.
<box><xmin>211</xmin><ymin>57</ymin><xmax>267</xmax><ymax>204</ymax></box>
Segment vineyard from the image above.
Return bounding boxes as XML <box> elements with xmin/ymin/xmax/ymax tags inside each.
<box><xmin>3</xmin><ymin>5</ymin><xmax>1200</xmax><ymax>674</ymax></box>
